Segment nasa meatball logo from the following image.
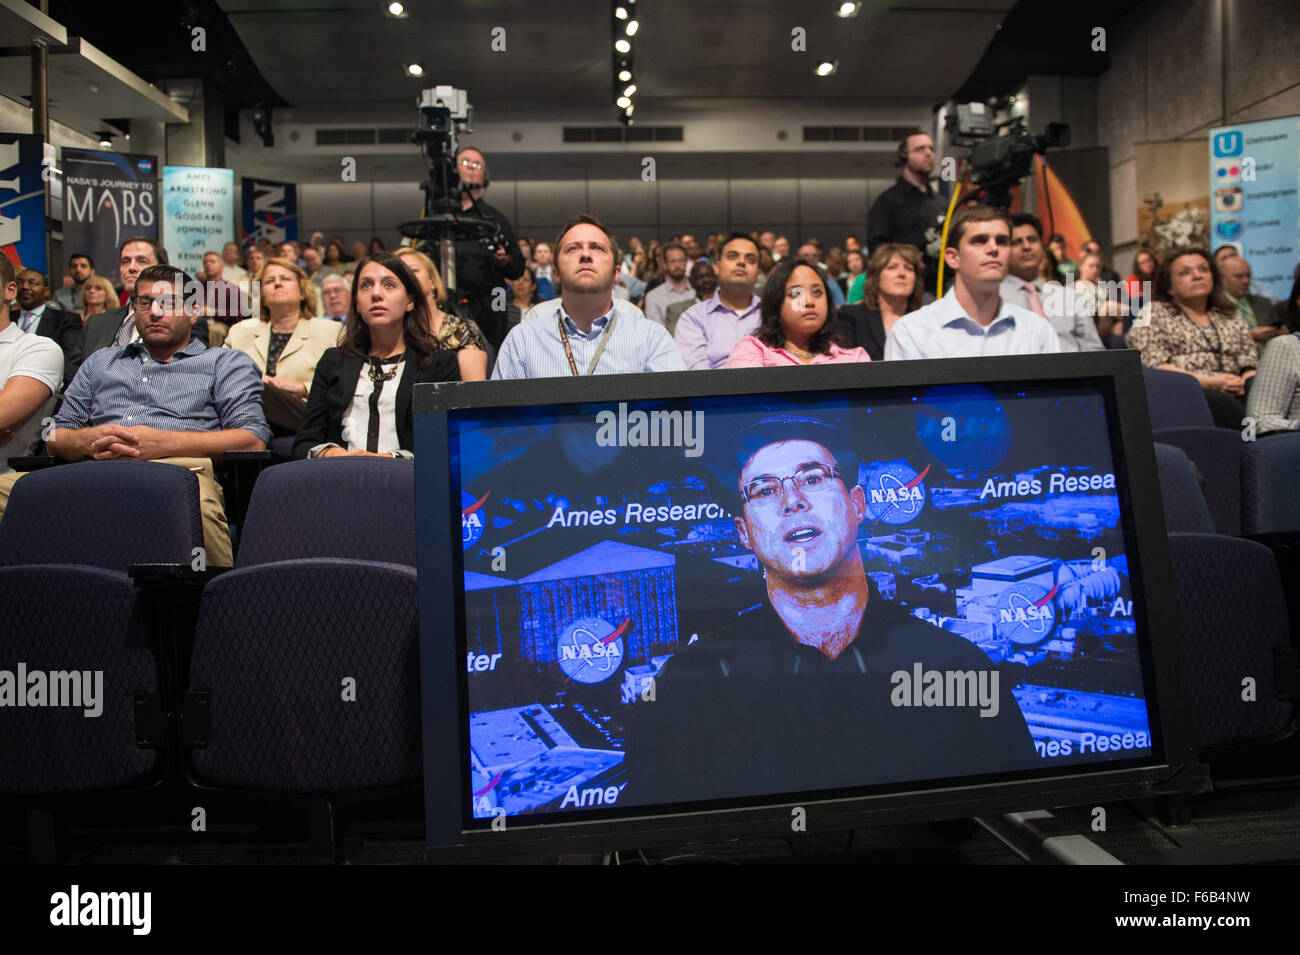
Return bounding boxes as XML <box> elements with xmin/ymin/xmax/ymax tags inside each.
<box><xmin>461</xmin><ymin>490</ymin><xmax>490</xmax><ymax>549</ymax></box>
<box><xmin>556</xmin><ymin>616</ymin><xmax>630</xmax><ymax>684</ymax></box>
<box><xmin>863</xmin><ymin>461</ymin><xmax>929</xmax><ymax>525</ymax></box>
<box><xmin>997</xmin><ymin>581</ymin><xmax>1058</xmax><ymax>645</ymax></box>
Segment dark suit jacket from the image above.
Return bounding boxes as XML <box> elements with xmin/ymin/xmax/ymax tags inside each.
<box><xmin>82</xmin><ymin>305</ymin><xmax>210</xmax><ymax>358</ymax></box>
<box><xmin>292</xmin><ymin>347</ymin><xmax>461</xmax><ymax>458</ymax></box>
<box><xmin>32</xmin><ymin>306</ymin><xmax>84</xmax><ymax>386</ymax></box>
<box><xmin>834</xmin><ymin>305</ymin><xmax>889</xmax><ymax>362</ymax></box>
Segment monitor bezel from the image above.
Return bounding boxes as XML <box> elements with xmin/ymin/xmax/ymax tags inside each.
<box><xmin>415</xmin><ymin>351</ymin><xmax>1205</xmax><ymax>859</ymax></box>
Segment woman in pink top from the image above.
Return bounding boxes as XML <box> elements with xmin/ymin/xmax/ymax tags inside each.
<box><xmin>726</xmin><ymin>258</ymin><xmax>870</xmax><ymax>367</ymax></box>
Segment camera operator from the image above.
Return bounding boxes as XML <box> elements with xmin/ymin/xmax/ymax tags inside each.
<box><xmin>867</xmin><ymin>132</ymin><xmax>946</xmax><ymax>286</ymax></box>
<box><xmin>444</xmin><ymin>146</ymin><xmax>525</xmax><ymax>348</ymax></box>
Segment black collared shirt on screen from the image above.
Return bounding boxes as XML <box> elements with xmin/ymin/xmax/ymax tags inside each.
<box><xmin>623</xmin><ymin>579</ymin><xmax>1036</xmax><ymax>810</ymax></box>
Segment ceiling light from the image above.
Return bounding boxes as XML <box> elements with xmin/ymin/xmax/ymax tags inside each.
<box><xmin>615</xmin><ymin>38</ymin><xmax>630</xmax><ymax>53</ymax></box>
<box><xmin>835</xmin><ymin>2</ymin><xmax>861</xmax><ymax>17</ymax></box>
<box><xmin>406</xmin><ymin>63</ymin><xmax>424</xmax><ymax>76</ymax></box>
<box><xmin>625</xmin><ymin>20</ymin><xmax>638</xmax><ymax>36</ymax></box>
<box><xmin>617</xmin><ymin>96</ymin><xmax>631</xmax><ymax>108</ymax></box>
<box><xmin>614</xmin><ymin>5</ymin><xmax>628</xmax><ymax>18</ymax></box>
<box><xmin>96</xmin><ymin>131</ymin><xmax>113</xmax><ymax>148</ymax></box>
<box><xmin>623</xmin><ymin>83</ymin><xmax>637</xmax><ymax>96</ymax></box>
<box><xmin>386</xmin><ymin>2</ymin><xmax>407</xmax><ymax>17</ymax></box>
<box><xmin>625</xmin><ymin>104</ymin><xmax>634</xmax><ymax>116</ymax></box>
<box><xmin>815</xmin><ymin>60</ymin><xmax>837</xmax><ymax>76</ymax></box>
<box><xmin>618</xmin><ymin>69</ymin><xmax>631</xmax><ymax>81</ymax></box>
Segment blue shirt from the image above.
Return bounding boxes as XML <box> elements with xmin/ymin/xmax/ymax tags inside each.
<box><xmin>56</xmin><ymin>338</ymin><xmax>271</xmax><ymax>442</ymax></box>
<box><xmin>883</xmin><ymin>287</ymin><xmax>1061</xmax><ymax>360</ymax></box>
<box><xmin>492</xmin><ymin>300</ymin><xmax>686</xmax><ymax>380</ymax></box>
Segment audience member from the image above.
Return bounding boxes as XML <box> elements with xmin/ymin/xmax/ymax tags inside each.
<box><xmin>1126</xmin><ymin>247</ymin><xmax>1159</xmax><ymax>316</ymax></box>
<box><xmin>293</xmin><ymin>253</ymin><xmax>460</xmax><ymax>459</ymax></box>
<box><xmin>198</xmin><ymin>251</ymin><xmax>236</xmax><ymax>347</ymax></box>
<box><xmin>726</xmin><ymin>258</ymin><xmax>868</xmax><ymax>367</ymax></box>
<box><xmin>755</xmin><ymin>246</ymin><xmax>776</xmax><ymax>294</ymax></box>
<box><xmin>319</xmin><ymin>241</ymin><xmax>348</xmax><ymax>280</ymax></box>
<box><xmin>665</xmin><ymin>260</ymin><xmax>718</xmax><ymax>338</ymax></box>
<box><xmin>1245</xmin><ymin>329</ymin><xmax>1300</xmax><ymax>435</ymax></box>
<box><xmin>225</xmin><ymin>258</ymin><xmax>342</xmax><ymax>435</ymax></box>
<box><xmin>1048</xmin><ymin>234</ymin><xmax>1077</xmax><ymax>278</ymax></box>
<box><xmin>644</xmin><ymin>242</ymin><xmax>695</xmax><ymax>327</ymax></box>
<box><xmin>1126</xmin><ymin>247</ymin><xmax>1256</xmax><ymax>429</ymax></box>
<box><xmin>672</xmin><ymin>236</ymin><xmax>764</xmax><ymax>372</ymax></box>
<box><xmin>395</xmin><ymin>247</ymin><xmax>489</xmax><ymax>382</ymax></box>
<box><xmin>843</xmin><ymin>249</ymin><xmax>867</xmax><ymax>303</ymax></box>
<box><xmin>78</xmin><ymin>275</ymin><xmax>117</xmax><ymax>323</ymax></box>
<box><xmin>40</xmin><ymin>264</ymin><xmax>270</xmax><ymax>566</ymax></box>
<box><xmin>221</xmin><ymin>241</ymin><xmax>247</xmax><ymax>281</ymax></box>
<box><xmin>884</xmin><ymin>205</ymin><xmax>1060</xmax><ymax>360</ymax></box>
<box><xmin>1220</xmin><ymin>255</ymin><xmax>1284</xmax><ymax>345</ymax></box>
<box><xmin>796</xmin><ymin>242</ymin><xmax>846</xmax><ymax>307</ymax></box>
<box><xmin>532</xmin><ymin>241</ymin><xmax>556</xmax><ymax>300</ymax></box>
<box><xmin>368</xmin><ymin>237</ymin><xmax>385</xmax><ymax>256</ymax></box>
<box><xmin>52</xmin><ymin>253</ymin><xmax>94</xmax><ymax>312</ymax></box>
<box><xmin>772</xmin><ymin>236</ymin><xmax>790</xmax><ymax>260</ymax></box>
<box><xmin>837</xmin><ymin>243</ymin><xmax>924</xmax><ymax>361</ymax></box>
<box><xmin>319</xmin><ymin>274</ymin><xmax>350</xmax><ymax>322</ymax></box>
<box><xmin>0</xmin><ymin>256</ymin><xmax>62</xmax><ymax>474</ymax></box>
<box><xmin>867</xmin><ymin>131</ymin><xmax>944</xmax><ymax>279</ymax></box>
<box><xmin>493</xmin><ymin>214</ymin><xmax>683</xmax><ymax>379</ymax></box>
<box><xmin>85</xmin><ymin>237</ymin><xmax>175</xmax><ymax>354</ymax></box>
<box><xmin>999</xmin><ymin>213</ymin><xmax>1103</xmax><ymax>352</ymax></box>
<box><xmin>1080</xmin><ymin>240</ymin><xmax>1121</xmax><ymax>284</ymax></box>
<box><xmin>349</xmin><ymin>241</ymin><xmax>367</xmax><ymax>263</ymax></box>
<box><xmin>506</xmin><ymin>266</ymin><xmax>541</xmax><ymax>331</ymax></box>
<box><xmin>301</xmin><ymin>245</ymin><xmax>322</xmax><ymax>279</ymax></box>
<box><xmin>14</xmin><ymin>269</ymin><xmax>83</xmax><ymax>385</ymax></box>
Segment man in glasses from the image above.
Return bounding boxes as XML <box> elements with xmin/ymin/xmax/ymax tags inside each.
<box><xmin>624</xmin><ymin>414</ymin><xmax>1033</xmax><ymax>808</ymax></box>
<box><xmin>426</xmin><ymin>146</ymin><xmax>525</xmax><ymax>350</ymax></box>
<box><xmin>39</xmin><ymin>265</ymin><xmax>269</xmax><ymax>566</ymax></box>
<box><xmin>83</xmin><ymin>237</ymin><xmax>209</xmax><ymax>356</ymax></box>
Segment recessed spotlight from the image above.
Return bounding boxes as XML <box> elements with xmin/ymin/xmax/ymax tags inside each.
<box><xmin>615</xmin><ymin>38</ymin><xmax>630</xmax><ymax>53</ymax></box>
<box><xmin>625</xmin><ymin>104</ymin><xmax>634</xmax><ymax>116</ymax></box>
<box><xmin>617</xmin><ymin>96</ymin><xmax>631</xmax><ymax>108</ymax></box>
<box><xmin>386</xmin><ymin>2</ymin><xmax>407</xmax><ymax>17</ymax></box>
<box><xmin>98</xmin><ymin>137</ymin><xmax>112</xmax><ymax>148</ymax></box>
<box><xmin>618</xmin><ymin>69</ymin><xmax>631</xmax><ymax>82</ymax></box>
<box><xmin>625</xmin><ymin>19</ymin><xmax>638</xmax><ymax>36</ymax></box>
<box><xmin>623</xmin><ymin>83</ymin><xmax>636</xmax><ymax>96</ymax></box>
<box><xmin>835</xmin><ymin>1</ymin><xmax>861</xmax><ymax>17</ymax></box>
<box><xmin>406</xmin><ymin>63</ymin><xmax>424</xmax><ymax>76</ymax></box>
<box><xmin>815</xmin><ymin>60</ymin><xmax>838</xmax><ymax>76</ymax></box>
<box><xmin>614</xmin><ymin>5</ymin><xmax>628</xmax><ymax>18</ymax></box>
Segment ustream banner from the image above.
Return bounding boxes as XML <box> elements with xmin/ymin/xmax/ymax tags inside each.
<box><xmin>1208</xmin><ymin>114</ymin><xmax>1300</xmax><ymax>300</ymax></box>
<box><xmin>162</xmin><ymin>165</ymin><xmax>234</xmax><ymax>276</ymax></box>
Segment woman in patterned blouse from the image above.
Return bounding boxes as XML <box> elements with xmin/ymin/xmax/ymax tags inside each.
<box><xmin>395</xmin><ymin>247</ymin><xmax>489</xmax><ymax>381</ymax></box>
<box><xmin>1126</xmin><ymin>247</ymin><xmax>1257</xmax><ymax>428</ymax></box>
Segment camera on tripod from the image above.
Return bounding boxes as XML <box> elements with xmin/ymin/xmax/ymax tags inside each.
<box><xmin>945</xmin><ymin>98</ymin><xmax>1070</xmax><ymax>209</ymax></box>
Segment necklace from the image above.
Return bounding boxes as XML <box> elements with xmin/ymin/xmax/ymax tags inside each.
<box><xmin>785</xmin><ymin>342</ymin><xmax>814</xmax><ymax>361</ymax></box>
<box><xmin>366</xmin><ymin>352</ymin><xmax>404</xmax><ymax>381</ymax></box>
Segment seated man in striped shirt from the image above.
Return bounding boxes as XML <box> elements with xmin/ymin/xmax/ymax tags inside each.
<box><xmin>492</xmin><ymin>213</ymin><xmax>686</xmax><ymax>380</ymax></box>
<box><xmin>38</xmin><ymin>265</ymin><xmax>269</xmax><ymax>565</ymax></box>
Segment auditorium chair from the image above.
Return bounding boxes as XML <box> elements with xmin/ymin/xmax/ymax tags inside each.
<box><xmin>180</xmin><ymin>458</ymin><xmax>421</xmax><ymax>863</ymax></box>
<box><xmin>1240</xmin><ymin>431</ymin><xmax>1300</xmax><ymax>663</ymax></box>
<box><xmin>1151</xmin><ymin>427</ymin><xmax>1243</xmax><ymax>537</ymax></box>
<box><xmin>1142</xmin><ymin>367</ymin><xmax>1214</xmax><ymax>431</ymax></box>
<box><xmin>0</xmin><ymin>461</ymin><xmax>207</xmax><ymax>862</ymax></box>
<box><xmin>1152</xmin><ymin>443</ymin><xmax>1215</xmax><ymax>534</ymax></box>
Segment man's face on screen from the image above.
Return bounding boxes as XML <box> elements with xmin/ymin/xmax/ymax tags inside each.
<box><xmin>734</xmin><ymin>439</ymin><xmax>866</xmax><ymax>585</ymax></box>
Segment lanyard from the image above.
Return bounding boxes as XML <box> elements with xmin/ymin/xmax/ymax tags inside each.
<box><xmin>557</xmin><ymin>313</ymin><xmax>618</xmax><ymax>376</ymax></box>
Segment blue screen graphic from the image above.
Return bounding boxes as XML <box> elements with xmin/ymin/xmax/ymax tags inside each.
<box><xmin>451</xmin><ymin>384</ymin><xmax>1156</xmax><ymax>822</ymax></box>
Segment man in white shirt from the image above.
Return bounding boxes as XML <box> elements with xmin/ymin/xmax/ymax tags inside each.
<box><xmin>884</xmin><ymin>205</ymin><xmax>1061</xmax><ymax>360</ymax></box>
<box><xmin>221</xmin><ymin>241</ymin><xmax>248</xmax><ymax>281</ymax></box>
<box><xmin>999</xmin><ymin>213</ymin><xmax>1104</xmax><ymax>353</ymax></box>
<box><xmin>643</xmin><ymin>242</ymin><xmax>695</xmax><ymax>327</ymax></box>
<box><xmin>0</xmin><ymin>257</ymin><xmax>63</xmax><ymax>474</ymax></box>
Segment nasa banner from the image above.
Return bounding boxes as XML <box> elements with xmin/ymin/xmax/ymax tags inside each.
<box><xmin>1208</xmin><ymin>115</ymin><xmax>1300</xmax><ymax>300</ymax></box>
<box><xmin>240</xmin><ymin>177</ymin><xmax>297</xmax><ymax>249</ymax></box>
<box><xmin>0</xmin><ymin>133</ymin><xmax>48</xmax><ymax>274</ymax></box>
<box><xmin>161</xmin><ymin>165</ymin><xmax>235</xmax><ymax>276</ymax></box>
<box><xmin>62</xmin><ymin>150</ymin><xmax>157</xmax><ymax>289</ymax></box>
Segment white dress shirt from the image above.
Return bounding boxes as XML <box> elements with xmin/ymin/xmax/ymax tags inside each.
<box><xmin>884</xmin><ymin>287</ymin><xmax>1062</xmax><ymax>360</ymax></box>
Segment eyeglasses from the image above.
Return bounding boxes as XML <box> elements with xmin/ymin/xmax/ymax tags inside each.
<box><xmin>131</xmin><ymin>294</ymin><xmax>183</xmax><ymax>314</ymax></box>
<box><xmin>742</xmin><ymin>464</ymin><xmax>842</xmax><ymax>506</ymax></box>
<box><xmin>458</xmin><ymin>158</ymin><xmax>484</xmax><ymax>170</ymax></box>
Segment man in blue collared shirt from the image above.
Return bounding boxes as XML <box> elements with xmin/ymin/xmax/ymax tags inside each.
<box><xmin>44</xmin><ymin>264</ymin><xmax>269</xmax><ymax>565</ymax></box>
<box><xmin>492</xmin><ymin>214</ymin><xmax>685</xmax><ymax>380</ymax></box>
<box><xmin>884</xmin><ymin>205</ymin><xmax>1060</xmax><ymax>361</ymax></box>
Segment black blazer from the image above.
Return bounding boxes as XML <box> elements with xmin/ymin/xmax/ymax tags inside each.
<box><xmin>834</xmin><ymin>305</ymin><xmax>889</xmax><ymax>362</ymax></box>
<box><xmin>33</xmin><ymin>306</ymin><xmax>84</xmax><ymax>385</ymax></box>
<box><xmin>292</xmin><ymin>347</ymin><xmax>461</xmax><ymax>458</ymax></box>
<box><xmin>83</xmin><ymin>305</ymin><xmax>210</xmax><ymax>358</ymax></box>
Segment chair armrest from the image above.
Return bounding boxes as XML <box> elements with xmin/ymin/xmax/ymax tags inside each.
<box><xmin>129</xmin><ymin>562</ymin><xmax>233</xmax><ymax>587</ymax></box>
<box><xmin>9</xmin><ymin>455</ymin><xmax>58</xmax><ymax>472</ymax></box>
<box><xmin>221</xmin><ymin>450</ymin><xmax>273</xmax><ymax>463</ymax></box>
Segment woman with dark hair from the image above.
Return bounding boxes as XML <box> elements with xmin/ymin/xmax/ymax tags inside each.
<box><xmin>725</xmin><ymin>258</ymin><xmax>869</xmax><ymax>367</ymax></box>
<box><xmin>835</xmin><ymin>243</ymin><xmax>924</xmax><ymax>361</ymax></box>
<box><xmin>293</xmin><ymin>252</ymin><xmax>460</xmax><ymax>458</ymax></box>
<box><xmin>1126</xmin><ymin>247</ymin><xmax>1257</xmax><ymax>429</ymax></box>
<box><xmin>368</xmin><ymin>236</ymin><xmax>385</xmax><ymax>256</ymax></box>
<box><xmin>318</xmin><ymin>241</ymin><xmax>347</xmax><ymax>279</ymax></box>
<box><xmin>506</xmin><ymin>267</ymin><xmax>540</xmax><ymax>330</ymax></box>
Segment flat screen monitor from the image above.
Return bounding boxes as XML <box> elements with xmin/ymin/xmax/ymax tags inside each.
<box><xmin>416</xmin><ymin>352</ymin><xmax>1203</xmax><ymax>857</ymax></box>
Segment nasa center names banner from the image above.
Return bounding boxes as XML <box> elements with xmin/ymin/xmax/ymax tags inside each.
<box><xmin>162</xmin><ymin>165</ymin><xmax>235</xmax><ymax>277</ymax></box>
<box><xmin>62</xmin><ymin>150</ymin><xmax>157</xmax><ymax>288</ymax></box>
<box><xmin>240</xmin><ymin>177</ymin><xmax>297</xmax><ymax>250</ymax></box>
<box><xmin>1208</xmin><ymin>114</ymin><xmax>1300</xmax><ymax>300</ymax></box>
<box><xmin>0</xmin><ymin>133</ymin><xmax>48</xmax><ymax>274</ymax></box>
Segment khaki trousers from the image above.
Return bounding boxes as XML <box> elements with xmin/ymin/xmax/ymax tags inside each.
<box><xmin>0</xmin><ymin>457</ymin><xmax>233</xmax><ymax>567</ymax></box>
